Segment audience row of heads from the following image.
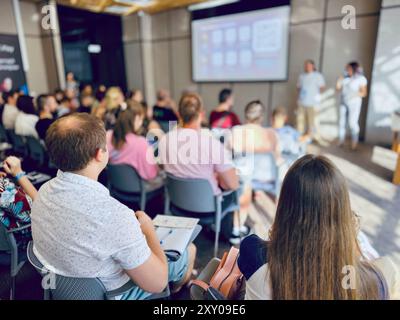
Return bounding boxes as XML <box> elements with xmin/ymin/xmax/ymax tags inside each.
<box><xmin>2</xmin><ymin>79</ymin><xmax>288</xmax><ymax>133</ymax></box>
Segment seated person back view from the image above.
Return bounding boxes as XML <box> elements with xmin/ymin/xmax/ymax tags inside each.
<box><xmin>152</xmin><ymin>89</ymin><xmax>178</xmax><ymax>130</ymax></box>
<box><xmin>31</xmin><ymin>113</ymin><xmax>195</xmax><ymax>299</ymax></box>
<box><xmin>2</xmin><ymin>90</ymin><xmax>19</xmax><ymax>130</ymax></box>
<box><xmin>272</xmin><ymin>107</ymin><xmax>310</xmax><ymax>161</ymax></box>
<box><xmin>106</xmin><ymin>101</ymin><xmax>164</xmax><ymax>191</ymax></box>
<box><xmin>0</xmin><ymin>156</ymin><xmax>38</xmax><ymax>250</ymax></box>
<box><xmin>238</xmin><ymin>155</ymin><xmax>400</xmax><ymax>300</ymax></box>
<box><xmin>209</xmin><ymin>89</ymin><xmax>241</xmax><ymax>130</ymax></box>
<box><xmin>36</xmin><ymin>95</ymin><xmax>58</xmax><ymax>140</ymax></box>
<box><xmin>158</xmin><ymin>93</ymin><xmax>239</xmax><ymax>196</ymax></box>
<box><xmin>15</xmin><ymin>95</ymin><xmax>39</xmax><ymax>138</ymax></box>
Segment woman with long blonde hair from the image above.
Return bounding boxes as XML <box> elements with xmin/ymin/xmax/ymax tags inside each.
<box><xmin>238</xmin><ymin>155</ymin><xmax>399</xmax><ymax>300</ymax></box>
<box><xmin>93</xmin><ymin>87</ymin><xmax>125</xmax><ymax>130</ymax></box>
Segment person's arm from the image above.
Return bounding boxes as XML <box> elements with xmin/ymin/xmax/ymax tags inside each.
<box><xmin>297</xmin><ymin>75</ymin><xmax>302</xmax><ymax>100</ymax></box>
<box><xmin>124</xmin><ymin>211</ymin><xmax>168</xmax><ymax>293</ymax></box>
<box><xmin>319</xmin><ymin>74</ymin><xmax>326</xmax><ymax>93</ymax></box>
<box><xmin>359</xmin><ymin>85</ymin><xmax>368</xmax><ymax>98</ymax></box>
<box><xmin>336</xmin><ymin>76</ymin><xmax>344</xmax><ymax>91</ymax></box>
<box><xmin>217</xmin><ymin>168</ymin><xmax>239</xmax><ymax>191</ymax></box>
<box><xmin>3</xmin><ymin>156</ymin><xmax>38</xmax><ymax>200</ymax></box>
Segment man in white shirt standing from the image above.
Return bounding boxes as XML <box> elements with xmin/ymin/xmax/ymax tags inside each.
<box><xmin>297</xmin><ymin>60</ymin><xmax>326</xmax><ymax>142</ymax></box>
<box><xmin>2</xmin><ymin>90</ymin><xmax>19</xmax><ymax>130</ymax></box>
<box><xmin>31</xmin><ymin>113</ymin><xmax>196</xmax><ymax>299</ymax></box>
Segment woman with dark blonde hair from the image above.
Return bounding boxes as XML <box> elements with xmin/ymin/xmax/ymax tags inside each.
<box><xmin>106</xmin><ymin>100</ymin><xmax>163</xmax><ymax>191</ymax></box>
<box><xmin>238</xmin><ymin>155</ymin><xmax>399</xmax><ymax>300</ymax></box>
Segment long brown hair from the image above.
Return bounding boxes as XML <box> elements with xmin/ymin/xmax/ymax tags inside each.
<box><xmin>112</xmin><ymin>101</ymin><xmax>143</xmax><ymax>150</ymax></box>
<box><xmin>268</xmin><ymin>155</ymin><xmax>382</xmax><ymax>300</ymax></box>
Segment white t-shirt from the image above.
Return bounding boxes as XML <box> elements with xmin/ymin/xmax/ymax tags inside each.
<box><xmin>2</xmin><ymin>104</ymin><xmax>19</xmax><ymax>130</ymax></box>
<box><xmin>297</xmin><ymin>71</ymin><xmax>326</xmax><ymax>107</ymax></box>
<box><xmin>340</xmin><ymin>75</ymin><xmax>368</xmax><ymax>106</ymax></box>
<box><xmin>31</xmin><ymin>171</ymin><xmax>151</xmax><ymax>291</ymax></box>
<box><xmin>15</xmin><ymin>112</ymin><xmax>39</xmax><ymax>138</ymax></box>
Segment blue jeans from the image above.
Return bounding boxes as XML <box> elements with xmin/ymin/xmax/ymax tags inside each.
<box><xmin>120</xmin><ymin>249</ymin><xmax>189</xmax><ymax>300</ymax></box>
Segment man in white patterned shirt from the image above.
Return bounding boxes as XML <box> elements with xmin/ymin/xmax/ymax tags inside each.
<box><xmin>31</xmin><ymin>113</ymin><xmax>195</xmax><ymax>299</ymax></box>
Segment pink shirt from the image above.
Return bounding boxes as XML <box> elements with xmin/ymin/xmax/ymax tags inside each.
<box><xmin>158</xmin><ymin>128</ymin><xmax>233</xmax><ymax>195</ymax></box>
<box><xmin>106</xmin><ymin>131</ymin><xmax>158</xmax><ymax>181</ymax></box>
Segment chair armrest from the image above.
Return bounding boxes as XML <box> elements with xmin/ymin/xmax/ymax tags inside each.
<box><xmin>7</xmin><ymin>224</ymin><xmax>31</xmax><ymax>234</ymax></box>
<box><xmin>220</xmin><ymin>190</ymin><xmax>235</xmax><ymax>198</ymax></box>
<box><xmin>190</xmin><ymin>258</ymin><xmax>221</xmax><ymax>300</ymax></box>
<box><xmin>106</xmin><ymin>280</ymin><xmax>136</xmax><ymax>299</ymax></box>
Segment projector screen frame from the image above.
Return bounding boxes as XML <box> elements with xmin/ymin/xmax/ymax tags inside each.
<box><xmin>190</xmin><ymin>1</ymin><xmax>292</xmax><ymax>83</ymax></box>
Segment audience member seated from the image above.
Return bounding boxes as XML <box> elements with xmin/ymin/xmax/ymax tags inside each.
<box><xmin>209</xmin><ymin>88</ymin><xmax>241</xmax><ymax>130</ymax></box>
<box><xmin>54</xmin><ymin>88</ymin><xmax>65</xmax><ymax>105</ymax></box>
<box><xmin>64</xmin><ymin>87</ymin><xmax>79</xmax><ymax>111</ymax></box>
<box><xmin>129</xmin><ymin>88</ymin><xmax>144</xmax><ymax>105</ymax></box>
<box><xmin>36</xmin><ymin>95</ymin><xmax>58</xmax><ymax>140</ymax></box>
<box><xmin>159</xmin><ymin>93</ymin><xmax>239</xmax><ymax>194</ymax></box>
<box><xmin>228</xmin><ymin>101</ymin><xmax>281</xmax><ymax>243</ymax></box>
<box><xmin>80</xmin><ymin>83</ymin><xmax>94</xmax><ymax>97</ymax></box>
<box><xmin>159</xmin><ymin>93</ymin><xmax>239</xmax><ymax>241</ymax></box>
<box><xmin>15</xmin><ymin>95</ymin><xmax>39</xmax><ymax>138</ymax></box>
<box><xmin>2</xmin><ymin>90</ymin><xmax>19</xmax><ymax>130</ymax></box>
<box><xmin>238</xmin><ymin>155</ymin><xmax>400</xmax><ymax>300</ymax></box>
<box><xmin>272</xmin><ymin>107</ymin><xmax>310</xmax><ymax>163</ymax></box>
<box><xmin>78</xmin><ymin>93</ymin><xmax>94</xmax><ymax>114</ymax></box>
<box><xmin>104</xmin><ymin>87</ymin><xmax>125</xmax><ymax>130</ymax></box>
<box><xmin>91</xmin><ymin>85</ymin><xmax>107</xmax><ymax>118</ymax></box>
<box><xmin>106</xmin><ymin>101</ymin><xmax>164</xmax><ymax>191</ymax></box>
<box><xmin>152</xmin><ymin>89</ymin><xmax>178</xmax><ymax>131</ymax></box>
<box><xmin>57</xmin><ymin>97</ymin><xmax>73</xmax><ymax>118</ymax></box>
<box><xmin>31</xmin><ymin>113</ymin><xmax>196</xmax><ymax>299</ymax></box>
<box><xmin>0</xmin><ymin>156</ymin><xmax>38</xmax><ymax>250</ymax></box>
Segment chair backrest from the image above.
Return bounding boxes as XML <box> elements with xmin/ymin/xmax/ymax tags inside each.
<box><xmin>107</xmin><ymin>164</ymin><xmax>143</xmax><ymax>194</ymax></box>
<box><xmin>165</xmin><ymin>174</ymin><xmax>216</xmax><ymax>213</ymax></box>
<box><xmin>26</xmin><ymin>136</ymin><xmax>45</xmax><ymax>165</ymax></box>
<box><xmin>253</xmin><ymin>153</ymin><xmax>278</xmax><ymax>182</ymax></box>
<box><xmin>6</xmin><ymin>130</ymin><xmax>26</xmax><ymax>154</ymax></box>
<box><xmin>0</xmin><ymin>224</ymin><xmax>11</xmax><ymax>252</ymax></box>
<box><xmin>27</xmin><ymin>242</ymin><xmax>107</xmax><ymax>300</ymax></box>
<box><xmin>234</xmin><ymin>152</ymin><xmax>278</xmax><ymax>183</ymax></box>
<box><xmin>0</xmin><ymin>125</ymin><xmax>8</xmax><ymax>143</ymax></box>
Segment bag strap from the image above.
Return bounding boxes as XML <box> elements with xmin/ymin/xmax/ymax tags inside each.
<box><xmin>210</xmin><ymin>247</ymin><xmax>239</xmax><ymax>290</ymax></box>
<box><xmin>190</xmin><ymin>279</ymin><xmax>210</xmax><ymax>292</ymax></box>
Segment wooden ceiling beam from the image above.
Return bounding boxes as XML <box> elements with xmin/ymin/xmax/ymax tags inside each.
<box><xmin>56</xmin><ymin>0</ymin><xmax>211</xmax><ymax>15</ymax></box>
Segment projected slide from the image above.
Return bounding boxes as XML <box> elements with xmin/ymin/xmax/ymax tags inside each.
<box><xmin>192</xmin><ymin>6</ymin><xmax>290</xmax><ymax>82</ymax></box>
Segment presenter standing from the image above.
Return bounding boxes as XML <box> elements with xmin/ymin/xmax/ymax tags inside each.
<box><xmin>336</xmin><ymin>62</ymin><xmax>368</xmax><ymax>150</ymax></box>
<box><xmin>296</xmin><ymin>60</ymin><xmax>326</xmax><ymax>143</ymax></box>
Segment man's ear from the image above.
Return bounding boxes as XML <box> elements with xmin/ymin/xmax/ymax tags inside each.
<box><xmin>94</xmin><ymin>148</ymin><xmax>104</xmax><ymax>162</ymax></box>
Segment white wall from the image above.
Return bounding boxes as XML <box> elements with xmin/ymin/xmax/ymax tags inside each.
<box><xmin>123</xmin><ymin>0</ymin><xmax>382</xmax><ymax>142</ymax></box>
<box><xmin>0</xmin><ymin>0</ymin><xmax>60</xmax><ymax>94</ymax></box>
<box><xmin>366</xmin><ymin>0</ymin><xmax>400</xmax><ymax>145</ymax></box>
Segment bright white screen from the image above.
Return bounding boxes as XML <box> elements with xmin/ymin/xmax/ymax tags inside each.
<box><xmin>192</xmin><ymin>6</ymin><xmax>290</xmax><ymax>82</ymax></box>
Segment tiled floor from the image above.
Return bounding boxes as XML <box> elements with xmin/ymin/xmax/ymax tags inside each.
<box><xmin>1</xmin><ymin>142</ymin><xmax>399</xmax><ymax>300</ymax></box>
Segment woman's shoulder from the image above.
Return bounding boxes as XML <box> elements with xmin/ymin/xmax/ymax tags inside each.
<box><xmin>238</xmin><ymin>234</ymin><xmax>268</xmax><ymax>280</ymax></box>
<box><xmin>373</xmin><ymin>255</ymin><xmax>400</xmax><ymax>299</ymax></box>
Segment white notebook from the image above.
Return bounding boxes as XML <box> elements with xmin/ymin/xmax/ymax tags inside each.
<box><xmin>153</xmin><ymin>215</ymin><xmax>199</xmax><ymax>229</ymax></box>
<box><xmin>153</xmin><ymin>215</ymin><xmax>200</xmax><ymax>258</ymax></box>
<box><xmin>156</xmin><ymin>227</ymin><xmax>194</xmax><ymax>256</ymax></box>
